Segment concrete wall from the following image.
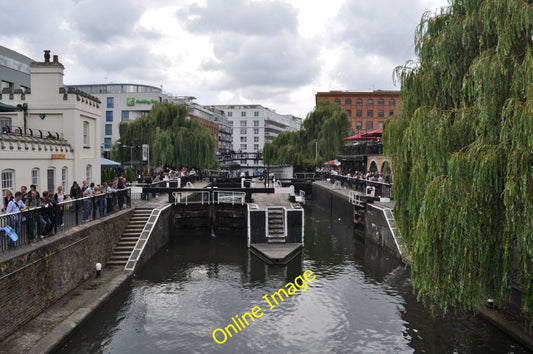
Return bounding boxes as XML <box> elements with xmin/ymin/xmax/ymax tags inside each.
<box><xmin>0</xmin><ymin>209</ymin><xmax>132</xmax><ymax>341</ymax></box>
<box><xmin>312</xmin><ymin>182</ymin><xmax>354</xmax><ymax>222</ymax></box>
<box><xmin>365</xmin><ymin>204</ymin><xmax>400</xmax><ymax>258</ymax></box>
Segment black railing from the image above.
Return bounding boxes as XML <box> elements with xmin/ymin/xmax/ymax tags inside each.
<box><xmin>341</xmin><ymin>143</ymin><xmax>383</xmax><ymax>156</ymax></box>
<box><xmin>0</xmin><ymin>189</ymin><xmax>131</xmax><ymax>255</ymax></box>
<box><xmin>216</xmin><ymin>152</ymin><xmax>263</xmax><ymax>162</ymax></box>
<box><xmin>320</xmin><ymin>172</ymin><xmax>393</xmax><ymax>199</ymax></box>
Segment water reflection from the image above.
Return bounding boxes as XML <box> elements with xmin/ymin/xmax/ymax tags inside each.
<box><xmin>57</xmin><ymin>201</ymin><xmax>527</xmax><ymax>353</ymax></box>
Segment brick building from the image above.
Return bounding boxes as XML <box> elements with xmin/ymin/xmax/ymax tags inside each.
<box><xmin>315</xmin><ymin>90</ymin><xmax>401</xmax><ymax>134</ymax></box>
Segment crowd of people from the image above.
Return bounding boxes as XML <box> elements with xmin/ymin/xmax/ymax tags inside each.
<box><xmin>315</xmin><ymin>166</ymin><xmax>391</xmax><ymax>184</ymax></box>
<box><xmin>1</xmin><ymin>177</ymin><xmax>129</xmax><ymax>244</ymax></box>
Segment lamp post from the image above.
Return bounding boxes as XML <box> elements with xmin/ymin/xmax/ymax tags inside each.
<box><xmin>118</xmin><ymin>142</ymin><xmax>134</xmax><ymax>168</ymax></box>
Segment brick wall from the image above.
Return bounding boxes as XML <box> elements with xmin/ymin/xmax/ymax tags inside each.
<box><xmin>0</xmin><ymin>209</ymin><xmax>133</xmax><ymax>340</ymax></box>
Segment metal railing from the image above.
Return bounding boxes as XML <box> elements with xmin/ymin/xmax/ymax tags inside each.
<box><xmin>322</xmin><ymin>173</ymin><xmax>393</xmax><ymax>199</ymax></box>
<box><xmin>213</xmin><ymin>191</ymin><xmax>246</xmax><ymax>205</ymax></box>
<box><xmin>173</xmin><ymin>191</ymin><xmax>210</xmax><ymax>205</ymax></box>
<box><xmin>0</xmin><ymin>189</ymin><xmax>131</xmax><ymax>255</ymax></box>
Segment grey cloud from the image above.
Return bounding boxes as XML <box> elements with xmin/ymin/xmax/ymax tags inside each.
<box><xmin>68</xmin><ymin>0</ymin><xmax>146</xmax><ymax>43</ymax></box>
<box><xmin>179</xmin><ymin>0</ymin><xmax>298</xmax><ymax>36</ymax></box>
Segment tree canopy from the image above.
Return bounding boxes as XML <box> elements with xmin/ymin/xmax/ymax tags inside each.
<box><xmin>117</xmin><ymin>102</ymin><xmax>218</xmax><ymax>169</ymax></box>
<box><xmin>264</xmin><ymin>100</ymin><xmax>350</xmax><ymax>167</ymax></box>
<box><xmin>384</xmin><ymin>0</ymin><xmax>533</xmax><ymax>317</ymax></box>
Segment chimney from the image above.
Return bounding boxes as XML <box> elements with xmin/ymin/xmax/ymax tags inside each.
<box><xmin>53</xmin><ymin>55</ymin><xmax>58</xmax><ymax>63</ymax></box>
<box><xmin>44</xmin><ymin>50</ymin><xmax>51</xmax><ymax>63</ymax></box>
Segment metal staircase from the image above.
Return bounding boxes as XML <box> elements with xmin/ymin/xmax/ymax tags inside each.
<box><xmin>107</xmin><ymin>208</ymin><xmax>152</xmax><ymax>266</ymax></box>
<box><xmin>267</xmin><ymin>207</ymin><xmax>286</xmax><ymax>243</ymax></box>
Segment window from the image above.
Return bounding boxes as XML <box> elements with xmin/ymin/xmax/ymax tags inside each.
<box><xmin>378</xmin><ymin>99</ymin><xmax>385</xmax><ymax>106</ymax></box>
<box><xmin>333</xmin><ymin>99</ymin><xmax>341</xmax><ymax>105</ymax></box>
<box><xmin>83</xmin><ymin>121</ymin><xmax>89</xmax><ymax>147</ymax></box>
<box><xmin>254</xmin><ymin>136</ymin><xmax>259</xmax><ymax>143</ymax></box>
<box><xmin>62</xmin><ymin>167</ymin><xmax>68</xmax><ymax>191</ymax></box>
<box><xmin>367</xmin><ymin>110</ymin><xmax>374</xmax><ymax>118</ymax></box>
<box><xmin>104</xmin><ymin>137</ymin><xmax>111</xmax><ymax>149</ymax></box>
<box><xmin>1</xmin><ymin>169</ymin><xmax>14</xmax><ymax>198</ymax></box>
<box><xmin>106</xmin><ymin>111</ymin><xmax>113</xmax><ymax>122</ymax></box>
<box><xmin>105</xmin><ymin>124</ymin><xmax>112</xmax><ymax>135</ymax></box>
<box><xmin>389</xmin><ymin>99</ymin><xmax>396</xmax><ymax>106</ymax></box>
<box><xmin>356</xmin><ymin>98</ymin><xmax>363</xmax><ymax>105</ymax></box>
<box><xmin>240</xmin><ymin>128</ymin><xmax>246</xmax><ymax>135</ymax></box>
<box><xmin>356</xmin><ymin>110</ymin><xmax>362</xmax><ymax>117</ymax></box>
<box><xmin>345</xmin><ymin>99</ymin><xmax>352</xmax><ymax>105</ymax></box>
<box><xmin>227</xmin><ymin>112</ymin><xmax>232</xmax><ymax>117</ymax></box>
<box><xmin>32</xmin><ymin>168</ymin><xmax>40</xmax><ymax>191</ymax></box>
<box><xmin>121</xmin><ymin>111</ymin><xmax>129</xmax><ymax>121</ymax></box>
<box><xmin>47</xmin><ymin>168</ymin><xmax>55</xmax><ymax>193</ymax></box>
<box><xmin>240</xmin><ymin>121</ymin><xmax>247</xmax><ymax>127</ymax></box>
<box><xmin>367</xmin><ymin>99</ymin><xmax>374</xmax><ymax>105</ymax></box>
<box><xmin>356</xmin><ymin>121</ymin><xmax>362</xmax><ymax>130</ymax></box>
<box><xmin>366</xmin><ymin>121</ymin><xmax>373</xmax><ymax>130</ymax></box>
<box><xmin>378</xmin><ymin>122</ymin><xmax>384</xmax><ymax>129</ymax></box>
<box><xmin>0</xmin><ymin>117</ymin><xmax>12</xmax><ymax>130</ymax></box>
<box><xmin>254</xmin><ymin>144</ymin><xmax>259</xmax><ymax>151</ymax></box>
<box><xmin>240</xmin><ymin>137</ymin><xmax>247</xmax><ymax>142</ymax></box>
<box><xmin>346</xmin><ymin>109</ymin><xmax>351</xmax><ymax>117</ymax></box>
<box><xmin>254</xmin><ymin>111</ymin><xmax>259</xmax><ymax>117</ymax></box>
<box><xmin>254</xmin><ymin>128</ymin><xmax>259</xmax><ymax>135</ymax></box>
<box><xmin>86</xmin><ymin>165</ymin><xmax>92</xmax><ymax>185</ymax></box>
<box><xmin>107</xmin><ymin>97</ymin><xmax>114</xmax><ymax>108</ymax></box>
<box><xmin>241</xmin><ymin>111</ymin><xmax>246</xmax><ymax>117</ymax></box>
<box><xmin>378</xmin><ymin>110</ymin><xmax>384</xmax><ymax>118</ymax></box>
<box><xmin>240</xmin><ymin>144</ymin><xmax>247</xmax><ymax>151</ymax></box>
<box><xmin>254</xmin><ymin>120</ymin><xmax>259</xmax><ymax>127</ymax></box>
<box><xmin>389</xmin><ymin>110</ymin><xmax>394</xmax><ymax>116</ymax></box>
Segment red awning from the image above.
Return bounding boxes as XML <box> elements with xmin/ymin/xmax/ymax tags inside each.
<box><xmin>343</xmin><ymin>128</ymin><xmax>382</xmax><ymax>141</ymax></box>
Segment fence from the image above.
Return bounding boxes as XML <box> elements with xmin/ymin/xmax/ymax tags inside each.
<box><xmin>0</xmin><ymin>189</ymin><xmax>131</xmax><ymax>255</ymax></box>
<box><xmin>321</xmin><ymin>173</ymin><xmax>393</xmax><ymax>199</ymax></box>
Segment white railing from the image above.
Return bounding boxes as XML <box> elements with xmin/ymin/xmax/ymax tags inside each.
<box><xmin>213</xmin><ymin>191</ymin><xmax>246</xmax><ymax>205</ymax></box>
<box><xmin>172</xmin><ymin>191</ymin><xmax>210</xmax><ymax>205</ymax></box>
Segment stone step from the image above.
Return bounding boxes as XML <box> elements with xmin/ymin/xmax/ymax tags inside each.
<box><xmin>109</xmin><ymin>255</ymin><xmax>129</xmax><ymax>261</ymax></box>
<box><xmin>122</xmin><ymin>230</ymin><xmax>141</xmax><ymax>235</ymax></box>
<box><xmin>120</xmin><ymin>236</ymin><xmax>139</xmax><ymax>241</ymax></box>
<box><xmin>113</xmin><ymin>250</ymin><xmax>132</xmax><ymax>256</ymax></box>
<box><xmin>117</xmin><ymin>241</ymin><xmax>137</xmax><ymax>247</ymax></box>
<box><xmin>114</xmin><ymin>245</ymin><xmax>135</xmax><ymax>251</ymax></box>
<box><xmin>124</xmin><ymin>227</ymin><xmax>144</xmax><ymax>232</ymax></box>
<box><xmin>106</xmin><ymin>260</ymin><xmax>127</xmax><ymax>266</ymax></box>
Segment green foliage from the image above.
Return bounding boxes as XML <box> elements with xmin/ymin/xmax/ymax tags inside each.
<box><xmin>264</xmin><ymin>100</ymin><xmax>350</xmax><ymax>167</ymax></box>
<box><xmin>101</xmin><ymin>168</ymin><xmax>116</xmax><ymax>184</ymax></box>
<box><xmin>118</xmin><ymin>102</ymin><xmax>218</xmax><ymax>169</ymax></box>
<box><xmin>125</xmin><ymin>166</ymin><xmax>135</xmax><ymax>182</ymax></box>
<box><xmin>385</xmin><ymin>0</ymin><xmax>533</xmax><ymax>317</ymax></box>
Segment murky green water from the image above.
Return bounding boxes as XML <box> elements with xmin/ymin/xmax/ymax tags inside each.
<box><xmin>57</xmin><ymin>202</ymin><xmax>527</xmax><ymax>353</ymax></box>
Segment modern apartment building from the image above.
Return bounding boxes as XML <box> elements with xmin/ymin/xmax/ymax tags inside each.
<box><xmin>315</xmin><ymin>90</ymin><xmax>401</xmax><ymax>134</ymax></box>
<box><xmin>0</xmin><ymin>45</ymin><xmax>32</xmax><ymax>93</ymax></box>
<box><xmin>208</xmin><ymin>104</ymin><xmax>302</xmax><ymax>166</ymax></box>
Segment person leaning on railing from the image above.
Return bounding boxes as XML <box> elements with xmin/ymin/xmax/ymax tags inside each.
<box><xmin>5</xmin><ymin>191</ymin><xmax>27</xmax><ymax>247</ymax></box>
<box><xmin>26</xmin><ymin>190</ymin><xmax>46</xmax><ymax>241</ymax></box>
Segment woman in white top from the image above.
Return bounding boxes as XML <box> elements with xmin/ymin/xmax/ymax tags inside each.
<box><xmin>54</xmin><ymin>186</ymin><xmax>68</xmax><ymax>226</ymax></box>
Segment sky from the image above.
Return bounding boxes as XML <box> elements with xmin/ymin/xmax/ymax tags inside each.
<box><xmin>0</xmin><ymin>0</ymin><xmax>449</xmax><ymax>118</ymax></box>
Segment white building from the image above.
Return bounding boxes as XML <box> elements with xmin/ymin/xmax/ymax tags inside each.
<box><xmin>0</xmin><ymin>50</ymin><xmax>101</xmax><ymax>196</ymax></box>
<box><xmin>208</xmin><ymin>104</ymin><xmax>302</xmax><ymax>166</ymax></box>
<box><xmin>68</xmin><ymin>83</ymin><xmax>173</xmax><ymax>158</ymax></box>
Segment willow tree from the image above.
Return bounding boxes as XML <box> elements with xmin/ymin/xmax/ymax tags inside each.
<box><xmin>264</xmin><ymin>100</ymin><xmax>350</xmax><ymax>167</ymax></box>
<box><xmin>384</xmin><ymin>0</ymin><xmax>533</xmax><ymax>318</ymax></box>
<box><xmin>118</xmin><ymin>102</ymin><xmax>218</xmax><ymax>169</ymax></box>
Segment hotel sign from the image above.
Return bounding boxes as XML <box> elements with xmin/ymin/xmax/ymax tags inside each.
<box><xmin>126</xmin><ymin>97</ymin><xmax>158</xmax><ymax>106</ymax></box>
<box><xmin>51</xmin><ymin>154</ymin><xmax>65</xmax><ymax>159</ymax></box>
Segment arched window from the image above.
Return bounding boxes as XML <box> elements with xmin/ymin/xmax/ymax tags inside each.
<box><xmin>378</xmin><ymin>99</ymin><xmax>384</xmax><ymax>105</ymax></box>
<box><xmin>47</xmin><ymin>167</ymin><xmax>56</xmax><ymax>193</ymax></box>
<box><xmin>356</xmin><ymin>98</ymin><xmax>363</xmax><ymax>105</ymax></box>
<box><xmin>62</xmin><ymin>167</ymin><xmax>68</xmax><ymax>191</ymax></box>
<box><xmin>86</xmin><ymin>165</ymin><xmax>92</xmax><ymax>184</ymax></box>
<box><xmin>345</xmin><ymin>98</ymin><xmax>352</xmax><ymax>105</ymax></box>
<box><xmin>32</xmin><ymin>168</ymin><xmax>40</xmax><ymax>191</ymax></box>
<box><xmin>389</xmin><ymin>99</ymin><xmax>396</xmax><ymax>106</ymax></box>
<box><xmin>369</xmin><ymin>161</ymin><xmax>378</xmax><ymax>172</ymax></box>
<box><xmin>367</xmin><ymin>99</ymin><xmax>374</xmax><ymax>105</ymax></box>
<box><xmin>333</xmin><ymin>98</ymin><xmax>341</xmax><ymax>105</ymax></box>
<box><xmin>1</xmin><ymin>169</ymin><xmax>14</xmax><ymax>198</ymax></box>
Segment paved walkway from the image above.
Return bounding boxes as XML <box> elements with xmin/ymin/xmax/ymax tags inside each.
<box><xmin>0</xmin><ymin>267</ymin><xmax>131</xmax><ymax>354</ymax></box>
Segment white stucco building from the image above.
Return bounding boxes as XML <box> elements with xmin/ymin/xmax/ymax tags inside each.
<box><xmin>208</xmin><ymin>104</ymin><xmax>302</xmax><ymax>166</ymax></box>
<box><xmin>0</xmin><ymin>51</ymin><xmax>101</xmax><ymax>197</ymax></box>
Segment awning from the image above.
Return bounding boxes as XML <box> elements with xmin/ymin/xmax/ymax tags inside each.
<box><xmin>0</xmin><ymin>102</ymin><xmax>22</xmax><ymax>112</ymax></box>
<box><xmin>343</xmin><ymin>128</ymin><xmax>382</xmax><ymax>141</ymax></box>
<box><xmin>101</xmin><ymin>157</ymin><xmax>122</xmax><ymax>168</ymax></box>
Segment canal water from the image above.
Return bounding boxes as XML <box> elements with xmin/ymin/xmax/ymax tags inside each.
<box><xmin>57</xmin><ymin>201</ymin><xmax>527</xmax><ymax>353</ymax></box>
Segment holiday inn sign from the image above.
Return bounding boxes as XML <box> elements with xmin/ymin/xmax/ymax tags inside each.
<box><xmin>126</xmin><ymin>97</ymin><xmax>158</xmax><ymax>106</ymax></box>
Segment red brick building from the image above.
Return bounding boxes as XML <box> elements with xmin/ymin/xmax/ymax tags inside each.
<box><xmin>315</xmin><ymin>90</ymin><xmax>401</xmax><ymax>134</ymax></box>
